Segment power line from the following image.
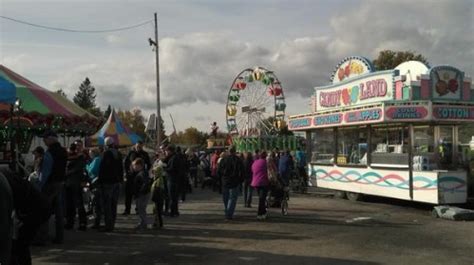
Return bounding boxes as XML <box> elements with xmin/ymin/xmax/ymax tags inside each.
<box><xmin>0</xmin><ymin>15</ymin><xmax>153</xmax><ymax>33</ymax></box>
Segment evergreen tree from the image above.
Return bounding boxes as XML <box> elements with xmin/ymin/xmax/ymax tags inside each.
<box><xmin>74</xmin><ymin>77</ymin><xmax>97</xmax><ymax>111</ymax></box>
<box><xmin>103</xmin><ymin>105</ymin><xmax>112</xmax><ymax>119</ymax></box>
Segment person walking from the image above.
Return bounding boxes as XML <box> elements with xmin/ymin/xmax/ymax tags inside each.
<box><xmin>187</xmin><ymin>150</ymin><xmax>200</xmax><ymax>188</ymax></box>
<box><xmin>37</xmin><ymin>130</ymin><xmax>68</xmax><ymax>244</ymax></box>
<box><xmin>278</xmin><ymin>150</ymin><xmax>294</xmax><ymax>188</ymax></box>
<box><xmin>151</xmin><ymin>154</ymin><xmax>166</xmax><ymax>229</ymax></box>
<box><xmin>251</xmin><ymin>151</ymin><xmax>270</xmax><ymax>220</ymax></box>
<box><xmin>98</xmin><ymin>137</ymin><xmax>123</xmax><ymax>232</ymax></box>
<box><xmin>176</xmin><ymin>146</ymin><xmax>189</xmax><ymax>202</ymax></box>
<box><xmin>86</xmin><ymin>148</ymin><xmax>102</xmax><ymax>229</ymax></box>
<box><xmin>132</xmin><ymin>158</ymin><xmax>151</xmax><ymax>230</ymax></box>
<box><xmin>163</xmin><ymin>145</ymin><xmax>180</xmax><ymax>217</ymax></box>
<box><xmin>210</xmin><ymin>150</ymin><xmax>220</xmax><ymax>192</ymax></box>
<box><xmin>242</xmin><ymin>152</ymin><xmax>254</xmax><ymax>208</ymax></box>
<box><xmin>123</xmin><ymin>141</ymin><xmax>151</xmax><ymax>216</ymax></box>
<box><xmin>64</xmin><ymin>143</ymin><xmax>88</xmax><ymax>231</ymax></box>
<box><xmin>218</xmin><ymin>146</ymin><xmax>244</xmax><ymax>220</ymax></box>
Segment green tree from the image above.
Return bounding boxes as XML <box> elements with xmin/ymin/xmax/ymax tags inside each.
<box><xmin>103</xmin><ymin>105</ymin><xmax>112</xmax><ymax>119</ymax></box>
<box><xmin>181</xmin><ymin>127</ymin><xmax>207</xmax><ymax>146</ymax></box>
<box><xmin>73</xmin><ymin>77</ymin><xmax>101</xmax><ymax>116</ymax></box>
<box><xmin>117</xmin><ymin>108</ymin><xmax>146</xmax><ymax>140</ymax></box>
<box><xmin>373</xmin><ymin>50</ymin><xmax>429</xmax><ymax>70</ymax></box>
<box><xmin>55</xmin><ymin>89</ymin><xmax>67</xmax><ymax>98</ymax></box>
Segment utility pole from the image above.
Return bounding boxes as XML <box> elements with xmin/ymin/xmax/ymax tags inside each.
<box><xmin>154</xmin><ymin>12</ymin><xmax>161</xmax><ymax>148</ymax></box>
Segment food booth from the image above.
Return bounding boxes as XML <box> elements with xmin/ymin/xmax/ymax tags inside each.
<box><xmin>288</xmin><ymin>56</ymin><xmax>474</xmax><ymax>204</ymax></box>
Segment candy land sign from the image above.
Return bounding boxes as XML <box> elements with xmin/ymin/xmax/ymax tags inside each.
<box><xmin>316</xmin><ymin>72</ymin><xmax>393</xmax><ymax>111</ymax></box>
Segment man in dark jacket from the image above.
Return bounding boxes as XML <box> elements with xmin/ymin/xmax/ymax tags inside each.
<box><xmin>0</xmin><ymin>170</ymin><xmax>13</xmax><ymax>265</ymax></box>
<box><xmin>123</xmin><ymin>141</ymin><xmax>151</xmax><ymax>215</ymax></box>
<box><xmin>176</xmin><ymin>146</ymin><xmax>189</xmax><ymax>202</ymax></box>
<box><xmin>64</xmin><ymin>143</ymin><xmax>87</xmax><ymax>231</ymax></box>
<box><xmin>98</xmin><ymin>137</ymin><xmax>123</xmax><ymax>232</ymax></box>
<box><xmin>163</xmin><ymin>145</ymin><xmax>180</xmax><ymax>217</ymax></box>
<box><xmin>37</xmin><ymin>130</ymin><xmax>67</xmax><ymax>244</ymax></box>
<box><xmin>218</xmin><ymin>146</ymin><xmax>244</xmax><ymax>220</ymax></box>
<box><xmin>2</xmin><ymin>168</ymin><xmax>51</xmax><ymax>265</ymax></box>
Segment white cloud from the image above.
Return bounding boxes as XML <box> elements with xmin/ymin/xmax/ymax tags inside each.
<box><xmin>1</xmin><ymin>0</ymin><xmax>472</xmax><ymax>133</ymax></box>
<box><xmin>105</xmin><ymin>34</ymin><xmax>125</xmax><ymax>44</ymax></box>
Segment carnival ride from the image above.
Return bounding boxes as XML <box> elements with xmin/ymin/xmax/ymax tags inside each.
<box><xmin>218</xmin><ymin>67</ymin><xmax>304</xmax><ymax>152</ymax></box>
<box><xmin>226</xmin><ymin>67</ymin><xmax>286</xmax><ymax>136</ymax></box>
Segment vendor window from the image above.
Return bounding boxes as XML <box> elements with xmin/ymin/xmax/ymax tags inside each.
<box><xmin>371</xmin><ymin>125</ymin><xmax>409</xmax><ymax>167</ymax></box>
<box><xmin>437</xmin><ymin>126</ymin><xmax>454</xmax><ymax>170</ymax></box>
<box><xmin>311</xmin><ymin>128</ymin><xmax>335</xmax><ymax>164</ymax></box>
<box><xmin>413</xmin><ymin>125</ymin><xmax>435</xmax><ymax>171</ymax></box>
<box><xmin>337</xmin><ymin>126</ymin><xmax>368</xmax><ymax>166</ymax></box>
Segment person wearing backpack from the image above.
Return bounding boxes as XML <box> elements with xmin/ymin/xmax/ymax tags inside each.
<box><xmin>132</xmin><ymin>158</ymin><xmax>151</xmax><ymax>230</ymax></box>
<box><xmin>217</xmin><ymin>146</ymin><xmax>244</xmax><ymax>220</ymax></box>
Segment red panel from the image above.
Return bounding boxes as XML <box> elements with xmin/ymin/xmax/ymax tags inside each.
<box><xmin>395</xmin><ymin>81</ymin><xmax>403</xmax><ymax>100</ymax></box>
<box><xmin>420</xmin><ymin>79</ymin><xmax>430</xmax><ymax>99</ymax></box>
<box><xmin>463</xmin><ymin>81</ymin><xmax>471</xmax><ymax>101</ymax></box>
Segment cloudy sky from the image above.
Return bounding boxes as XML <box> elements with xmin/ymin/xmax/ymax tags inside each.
<box><xmin>1</xmin><ymin>0</ymin><xmax>473</xmax><ymax>133</ymax></box>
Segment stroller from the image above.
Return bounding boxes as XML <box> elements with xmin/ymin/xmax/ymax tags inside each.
<box><xmin>267</xmin><ymin>177</ymin><xmax>285</xmax><ymax>208</ymax></box>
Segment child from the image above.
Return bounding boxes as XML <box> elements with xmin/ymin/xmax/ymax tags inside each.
<box><xmin>151</xmin><ymin>155</ymin><xmax>166</xmax><ymax>229</ymax></box>
<box><xmin>132</xmin><ymin>158</ymin><xmax>151</xmax><ymax>230</ymax></box>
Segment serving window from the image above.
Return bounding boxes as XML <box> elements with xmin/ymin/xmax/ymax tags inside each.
<box><xmin>413</xmin><ymin>125</ymin><xmax>435</xmax><ymax>171</ymax></box>
<box><xmin>370</xmin><ymin>125</ymin><xmax>409</xmax><ymax>167</ymax></box>
<box><xmin>311</xmin><ymin>128</ymin><xmax>335</xmax><ymax>164</ymax></box>
<box><xmin>336</xmin><ymin>126</ymin><xmax>368</xmax><ymax>166</ymax></box>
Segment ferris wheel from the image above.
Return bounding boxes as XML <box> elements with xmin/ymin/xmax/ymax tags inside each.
<box><xmin>226</xmin><ymin>67</ymin><xmax>286</xmax><ymax>136</ymax></box>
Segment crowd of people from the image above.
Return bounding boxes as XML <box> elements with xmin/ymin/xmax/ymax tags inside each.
<box><xmin>215</xmin><ymin>146</ymin><xmax>307</xmax><ymax>221</ymax></box>
<box><xmin>0</xmin><ymin>130</ymin><xmax>307</xmax><ymax>265</ymax></box>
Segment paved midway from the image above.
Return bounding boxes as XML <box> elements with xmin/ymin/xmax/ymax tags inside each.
<box><xmin>32</xmin><ymin>189</ymin><xmax>474</xmax><ymax>265</ymax></box>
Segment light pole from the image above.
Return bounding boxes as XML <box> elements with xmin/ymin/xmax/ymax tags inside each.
<box><xmin>148</xmin><ymin>12</ymin><xmax>161</xmax><ymax>148</ymax></box>
<box><xmin>11</xmin><ymin>98</ymin><xmax>22</xmax><ymax>172</ymax></box>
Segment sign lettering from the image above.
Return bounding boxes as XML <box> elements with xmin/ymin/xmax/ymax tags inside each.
<box><xmin>385</xmin><ymin>106</ymin><xmax>429</xmax><ymax>120</ymax></box>
<box><xmin>345</xmin><ymin>109</ymin><xmax>382</xmax><ymax>123</ymax></box>
<box><xmin>314</xmin><ymin>114</ymin><xmax>343</xmax><ymax>126</ymax></box>
<box><xmin>433</xmin><ymin>106</ymin><xmax>474</xmax><ymax>120</ymax></box>
<box><xmin>316</xmin><ymin>72</ymin><xmax>393</xmax><ymax>111</ymax></box>
<box><xmin>289</xmin><ymin>118</ymin><xmax>312</xmax><ymax>129</ymax></box>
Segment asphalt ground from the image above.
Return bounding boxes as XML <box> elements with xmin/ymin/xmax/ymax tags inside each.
<box><xmin>31</xmin><ymin>187</ymin><xmax>474</xmax><ymax>265</ymax></box>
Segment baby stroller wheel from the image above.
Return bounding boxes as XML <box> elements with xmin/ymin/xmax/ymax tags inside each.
<box><xmin>281</xmin><ymin>199</ymin><xmax>288</xmax><ymax>216</ymax></box>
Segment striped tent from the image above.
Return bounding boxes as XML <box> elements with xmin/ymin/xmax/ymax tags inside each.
<box><xmin>86</xmin><ymin>109</ymin><xmax>141</xmax><ymax>147</ymax></box>
<box><xmin>0</xmin><ymin>65</ymin><xmax>100</xmax><ymax>135</ymax></box>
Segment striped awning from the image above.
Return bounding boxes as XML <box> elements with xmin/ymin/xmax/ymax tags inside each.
<box><xmin>86</xmin><ymin>109</ymin><xmax>141</xmax><ymax>147</ymax></box>
<box><xmin>0</xmin><ymin>65</ymin><xmax>100</xmax><ymax>135</ymax></box>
